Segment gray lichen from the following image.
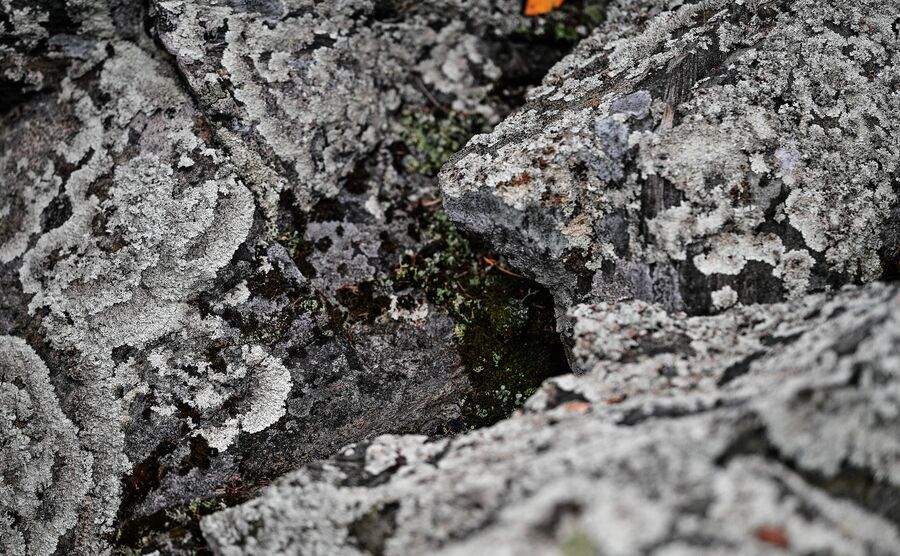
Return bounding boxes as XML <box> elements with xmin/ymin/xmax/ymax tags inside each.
<box><xmin>200</xmin><ymin>284</ymin><xmax>900</xmax><ymax>556</ymax></box>
<box><xmin>440</xmin><ymin>0</ymin><xmax>900</xmax><ymax>317</ymax></box>
<box><xmin>4</xmin><ymin>0</ymin><xmax>899</xmax><ymax>554</ymax></box>
<box><xmin>152</xmin><ymin>0</ymin><xmax>543</xmax><ymax>216</ymax></box>
<box><xmin>1</xmin><ymin>2</ymin><xmax>578</xmax><ymax>552</ymax></box>
<box><xmin>0</xmin><ymin>336</ymin><xmax>92</xmax><ymax>556</ymax></box>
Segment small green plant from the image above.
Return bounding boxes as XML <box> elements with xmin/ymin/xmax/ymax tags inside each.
<box><xmin>561</xmin><ymin>530</ymin><xmax>597</xmax><ymax>556</ymax></box>
<box><xmin>277</xmin><ymin>230</ymin><xmax>303</xmax><ymax>259</ymax></box>
<box><xmin>399</xmin><ymin>109</ymin><xmax>484</xmax><ymax>177</ymax></box>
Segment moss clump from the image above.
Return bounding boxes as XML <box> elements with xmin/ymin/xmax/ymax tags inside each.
<box><xmin>392</xmin><ymin>208</ymin><xmax>569</xmax><ymax>429</ymax></box>
<box><xmin>561</xmin><ymin>530</ymin><xmax>597</xmax><ymax>556</ymax></box>
<box><xmin>276</xmin><ymin>230</ymin><xmax>304</xmax><ymax>260</ymax></box>
<box><xmin>399</xmin><ymin>108</ymin><xmax>485</xmax><ymax>177</ymax></box>
<box><xmin>112</xmin><ymin>496</ymin><xmax>224</xmax><ymax>555</ymax></box>
<box><xmin>329</xmin><ymin>206</ymin><xmax>567</xmax><ymax>429</ymax></box>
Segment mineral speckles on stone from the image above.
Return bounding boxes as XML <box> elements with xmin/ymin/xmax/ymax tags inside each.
<box><xmin>0</xmin><ymin>336</ymin><xmax>92</xmax><ymax>556</ymax></box>
<box><xmin>440</xmin><ymin>0</ymin><xmax>900</xmax><ymax>316</ymax></box>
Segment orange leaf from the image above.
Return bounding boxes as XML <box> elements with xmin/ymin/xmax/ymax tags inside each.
<box><xmin>524</xmin><ymin>0</ymin><xmax>565</xmax><ymax>16</ymax></box>
<box><xmin>754</xmin><ymin>526</ymin><xmax>790</xmax><ymax>549</ymax></box>
<box><xmin>561</xmin><ymin>401</ymin><xmax>592</xmax><ymax>413</ymax></box>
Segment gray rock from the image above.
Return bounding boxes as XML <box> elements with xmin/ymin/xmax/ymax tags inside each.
<box><xmin>5</xmin><ymin>0</ymin><xmax>899</xmax><ymax>554</ymax></box>
<box><xmin>197</xmin><ymin>2</ymin><xmax>900</xmax><ymax>553</ymax></box>
<box><xmin>151</xmin><ymin>0</ymin><xmax>553</xmax><ymax>215</ymax></box>
<box><xmin>201</xmin><ymin>282</ymin><xmax>900</xmax><ymax>556</ymax></box>
<box><xmin>1</xmin><ymin>1</ymin><xmax>582</xmax><ymax>553</ymax></box>
<box><xmin>439</xmin><ymin>0</ymin><xmax>900</xmax><ymax>317</ymax></box>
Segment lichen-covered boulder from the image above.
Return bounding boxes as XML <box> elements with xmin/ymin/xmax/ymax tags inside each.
<box><xmin>440</xmin><ymin>0</ymin><xmax>900</xmax><ymax>317</ymax></box>
<box><xmin>0</xmin><ymin>0</ymin><xmax>587</xmax><ymax>553</ymax></box>
<box><xmin>152</xmin><ymin>0</ymin><xmax>556</xmax><ymax>214</ymax></box>
<box><xmin>0</xmin><ymin>337</ymin><xmax>92</xmax><ymax>556</ymax></box>
<box><xmin>201</xmin><ymin>282</ymin><xmax>900</xmax><ymax>556</ymax></box>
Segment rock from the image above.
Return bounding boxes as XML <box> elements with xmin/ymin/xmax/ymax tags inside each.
<box><xmin>151</xmin><ymin>0</ymin><xmax>565</xmax><ymax>215</ymax></box>
<box><xmin>0</xmin><ymin>336</ymin><xmax>92</xmax><ymax>556</ymax></box>
<box><xmin>0</xmin><ymin>1</ymin><xmax>585</xmax><ymax>553</ymax></box>
<box><xmin>5</xmin><ymin>0</ymin><xmax>898</xmax><ymax>554</ymax></box>
<box><xmin>198</xmin><ymin>1</ymin><xmax>900</xmax><ymax>553</ymax></box>
<box><xmin>201</xmin><ymin>282</ymin><xmax>900</xmax><ymax>556</ymax></box>
<box><xmin>439</xmin><ymin>0</ymin><xmax>900</xmax><ymax>317</ymax></box>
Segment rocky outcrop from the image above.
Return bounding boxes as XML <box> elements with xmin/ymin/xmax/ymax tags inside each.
<box><xmin>3</xmin><ymin>0</ymin><xmax>899</xmax><ymax>554</ymax></box>
<box><xmin>151</xmin><ymin>0</ymin><xmax>541</xmax><ymax>215</ymax></box>
<box><xmin>0</xmin><ymin>1</ymin><xmax>581</xmax><ymax>553</ymax></box>
<box><xmin>202</xmin><ymin>282</ymin><xmax>900</xmax><ymax>555</ymax></box>
<box><xmin>200</xmin><ymin>1</ymin><xmax>900</xmax><ymax>554</ymax></box>
<box><xmin>439</xmin><ymin>0</ymin><xmax>900</xmax><ymax>317</ymax></box>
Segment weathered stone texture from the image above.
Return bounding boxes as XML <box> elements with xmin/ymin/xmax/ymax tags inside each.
<box><xmin>3</xmin><ymin>0</ymin><xmax>899</xmax><ymax>554</ymax></box>
<box><xmin>1</xmin><ymin>1</ymin><xmax>567</xmax><ymax>553</ymax></box>
<box><xmin>200</xmin><ymin>1</ymin><xmax>900</xmax><ymax>554</ymax></box>
<box><xmin>201</xmin><ymin>283</ymin><xmax>900</xmax><ymax>556</ymax></box>
<box><xmin>440</xmin><ymin>0</ymin><xmax>900</xmax><ymax>317</ymax></box>
<box><xmin>152</xmin><ymin>0</ymin><xmax>550</xmax><ymax>215</ymax></box>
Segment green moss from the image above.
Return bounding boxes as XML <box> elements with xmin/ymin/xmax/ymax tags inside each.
<box><xmin>277</xmin><ymin>230</ymin><xmax>304</xmax><ymax>260</ymax></box>
<box><xmin>399</xmin><ymin>109</ymin><xmax>485</xmax><ymax>177</ymax></box>
<box><xmin>391</xmin><ymin>208</ymin><xmax>569</xmax><ymax>429</ymax></box>
<box><xmin>561</xmin><ymin>530</ymin><xmax>597</xmax><ymax>556</ymax></box>
<box><xmin>331</xmin><ymin>206</ymin><xmax>567</xmax><ymax>429</ymax></box>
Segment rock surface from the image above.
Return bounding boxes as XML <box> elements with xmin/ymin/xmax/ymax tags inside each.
<box><xmin>3</xmin><ymin>0</ymin><xmax>899</xmax><ymax>554</ymax></box>
<box><xmin>202</xmin><ymin>282</ymin><xmax>900</xmax><ymax>556</ymax></box>
<box><xmin>201</xmin><ymin>1</ymin><xmax>900</xmax><ymax>555</ymax></box>
<box><xmin>0</xmin><ymin>1</ymin><xmax>582</xmax><ymax>553</ymax></box>
<box><xmin>440</xmin><ymin>0</ymin><xmax>900</xmax><ymax>317</ymax></box>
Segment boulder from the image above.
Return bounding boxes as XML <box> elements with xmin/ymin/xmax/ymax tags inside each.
<box><xmin>202</xmin><ymin>282</ymin><xmax>900</xmax><ymax>556</ymax></box>
<box><xmin>0</xmin><ymin>1</ymin><xmax>582</xmax><ymax>553</ymax></box>
<box><xmin>440</xmin><ymin>0</ymin><xmax>900</xmax><ymax>317</ymax></box>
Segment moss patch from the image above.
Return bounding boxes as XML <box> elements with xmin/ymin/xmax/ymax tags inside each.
<box><xmin>399</xmin><ymin>108</ymin><xmax>485</xmax><ymax>177</ymax></box>
<box><xmin>360</xmin><ymin>206</ymin><xmax>570</xmax><ymax>430</ymax></box>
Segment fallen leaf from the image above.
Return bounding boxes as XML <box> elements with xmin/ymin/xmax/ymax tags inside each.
<box><xmin>754</xmin><ymin>526</ymin><xmax>790</xmax><ymax>549</ymax></box>
<box><xmin>524</xmin><ymin>0</ymin><xmax>565</xmax><ymax>17</ymax></box>
<box><xmin>562</xmin><ymin>401</ymin><xmax>592</xmax><ymax>413</ymax></box>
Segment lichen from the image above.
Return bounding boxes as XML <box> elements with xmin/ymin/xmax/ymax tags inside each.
<box><xmin>0</xmin><ymin>336</ymin><xmax>92</xmax><ymax>556</ymax></box>
<box><xmin>200</xmin><ymin>282</ymin><xmax>900</xmax><ymax>556</ymax></box>
<box><xmin>440</xmin><ymin>0</ymin><xmax>900</xmax><ymax>318</ymax></box>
